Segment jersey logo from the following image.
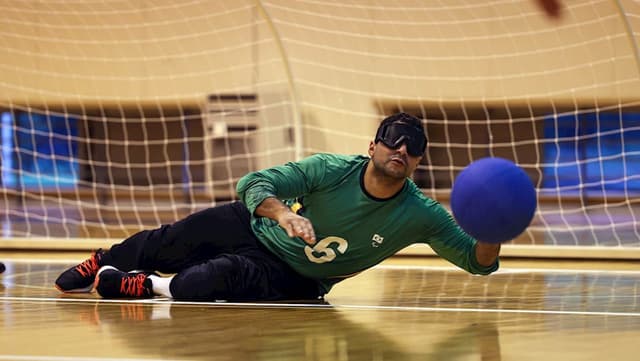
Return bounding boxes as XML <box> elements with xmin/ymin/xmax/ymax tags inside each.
<box><xmin>371</xmin><ymin>234</ymin><xmax>384</xmax><ymax>248</ymax></box>
<box><xmin>304</xmin><ymin>236</ymin><xmax>348</xmax><ymax>264</ymax></box>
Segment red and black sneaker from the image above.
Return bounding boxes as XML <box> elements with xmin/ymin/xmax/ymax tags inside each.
<box><xmin>55</xmin><ymin>250</ymin><xmax>105</xmax><ymax>293</ymax></box>
<box><xmin>94</xmin><ymin>266</ymin><xmax>155</xmax><ymax>299</ymax></box>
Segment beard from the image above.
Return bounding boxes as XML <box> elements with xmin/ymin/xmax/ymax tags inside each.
<box><xmin>370</xmin><ymin>155</ymin><xmax>410</xmax><ymax>180</ymax></box>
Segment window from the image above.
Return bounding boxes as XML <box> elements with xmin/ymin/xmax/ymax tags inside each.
<box><xmin>543</xmin><ymin>112</ymin><xmax>640</xmax><ymax>193</ymax></box>
<box><xmin>1</xmin><ymin>111</ymin><xmax>78</xmax><ymax>188</ymax></box>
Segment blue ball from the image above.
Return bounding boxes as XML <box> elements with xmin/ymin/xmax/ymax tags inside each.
<box><xmin>451</xmin><ymin>157</ymin><xmax>537</xmax><ymax>243</ymax></box>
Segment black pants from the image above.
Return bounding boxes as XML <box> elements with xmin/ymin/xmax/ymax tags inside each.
<box><xmin>103</xmin><ymin>201</ymin><xmax>322</xmax><ymax>301</ymax></box>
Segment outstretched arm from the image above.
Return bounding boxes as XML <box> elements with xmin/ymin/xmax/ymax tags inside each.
<box><xmin>475</xmin><ymin>242</ymin><xmax>501</xmax><ymax>267</ymax></box>
<box><xmin>424</xmin><ymin>202</ymin><xmax>500</xmax><ymax>275</ymax></box>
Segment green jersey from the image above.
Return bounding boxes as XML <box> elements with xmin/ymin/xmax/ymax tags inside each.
<box><xmin>237</xmin><ymin>153</ymin><xmax>498</xmax><ymax>293</ymax></box>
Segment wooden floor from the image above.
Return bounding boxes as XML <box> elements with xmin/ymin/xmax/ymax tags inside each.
<box><xmin>0</xmin><ymin>252</ymin><xmax>638</xmax><ymax>361</ymax></box>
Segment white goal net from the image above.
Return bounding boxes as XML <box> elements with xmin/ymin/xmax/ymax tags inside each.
<box><xmin>0</xmin><ymin>0</ymin><xmax>639</xmax><ymax>258</ymax></box>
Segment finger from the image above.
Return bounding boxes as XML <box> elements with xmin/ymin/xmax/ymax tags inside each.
<box><xmin>299</xmin><ymin>231</ymin><xmax>314</xmax><ymax>245</ymax></box>
<box><xmin>306</xmin><ymin>235</ymin><xmax>316</xmax><ymax>245</ymax></box>
<box><xmin>298</xmin><ymin>230</ymin><xmax>315</xmax><ymax>245</ymax></box>
<box><xmin>306</xmin><ymin>228</ymin><xmax>316</xmax><ymax>243</ymax></box>
<box><xmin>290</xmin><ymin>222</ymin><xmax>313</xmax><ymax>243</ymax></box>
<box><xmin>284</xmin><ymin>223</ymin><xmax>295</xmax><ymax>238</ymax></box>
<box><xmin>294</xmin><ymin>225</ymin><xmax>310</xmax><ymax>240</ymax></box>
<box><xmin>289</xmin><ymin>222</ymin><xmax>309</xmax><ymax>240</ymax></box>
<box><xmin>299</xmin><ymin>226</ymin><xmax>316</xmax><ymax>245</ymax></box>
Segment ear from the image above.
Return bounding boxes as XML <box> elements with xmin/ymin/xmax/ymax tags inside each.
<box><xmin>368</xmin><ymin>141</ymin><xmax>375</xmax><ymax>156</ymax></box>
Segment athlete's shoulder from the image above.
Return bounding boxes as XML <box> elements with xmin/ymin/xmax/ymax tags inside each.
<box><xmin>305</xmin><ymin>152</ymin><xmax>368</xmax><ymax>163</ymax></box>
<box><xmin>300</xmin><ymin>153</ymin><xmax>368</xmax><ymax>171</ymax></box>
<box><xmin>403</xmin><ymin>179</ymin><xmax>447</xmax><ymax>214</ymax></box>
<box><xmin>292</xmin><ymin>153</ymin><xmax>368</xmax><ymax>187</ymax></box>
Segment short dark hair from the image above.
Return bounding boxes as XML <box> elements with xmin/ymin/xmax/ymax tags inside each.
<box><xmin>377</xmin><ymin>112</ymin><xmax>424</xmax><ymax>132</ymax></box>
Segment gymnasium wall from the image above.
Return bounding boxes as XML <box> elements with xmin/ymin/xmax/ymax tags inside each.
<box><xmin>0</xmin><ymin>0</ymin><xmax>638</xmax><ymax>156</ymax></box>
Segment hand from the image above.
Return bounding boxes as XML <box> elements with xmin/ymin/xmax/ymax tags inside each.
<box><xmin>475</xmin><ymin>242</ymin><xmax>501</xmax><ymax>267</ymax></box>
<box><xmin>255</xmin><ymin>197</ymin><xmax>317</xmax><ymax>245</ymax></box>
<box><xmin>277</xmin><ymin>212</ymin><xmax>316</xmax><ymax>245</ymax></box>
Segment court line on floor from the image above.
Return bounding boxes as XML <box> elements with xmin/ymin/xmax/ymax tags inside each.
<box><xmin>2</xmin><ymin>295</ymin><xmax>639</xmax><ymax>318</ymax></box>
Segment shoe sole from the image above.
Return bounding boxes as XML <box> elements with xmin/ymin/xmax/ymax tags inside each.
<box><xmin>54</xmin><ymin>283</ymin><xmax>94</xmax><ymax>293</ymax></box>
